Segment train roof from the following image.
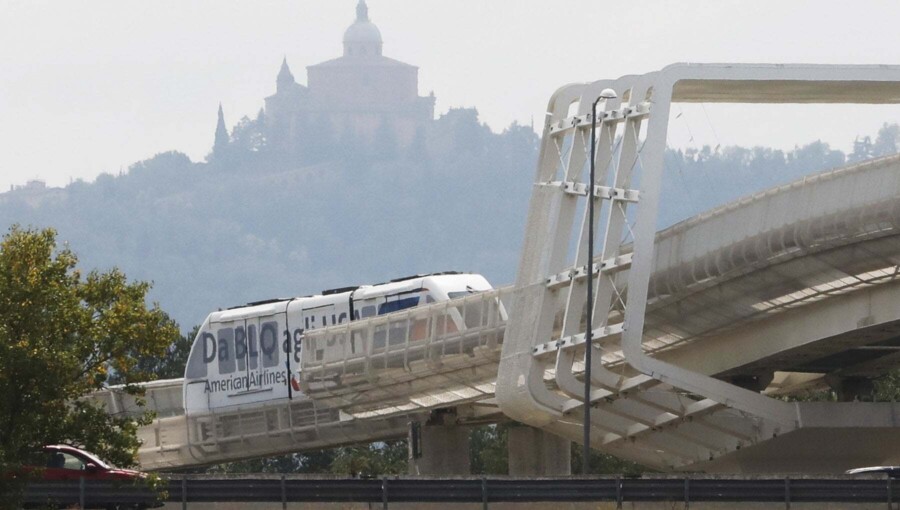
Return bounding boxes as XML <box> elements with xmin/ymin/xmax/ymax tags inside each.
<box><xmin>213</xmin><ymin>272</ymin><xmax>479</xmax><ymax>321</ymax></box>
<box><xmin>354</xmin><ymin>272</ymin><xmax>487</xmax><ymax>300</ymax></box>
<box><xmin>384</xmin><ymin>271</ymin><xmax>462</xmax><ymax>285</ymax></box>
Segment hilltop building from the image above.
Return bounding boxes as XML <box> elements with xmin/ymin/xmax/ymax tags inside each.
<box><xmin>213</xmin><ymin>103</ymin><xmax>229</xmax><ymax>154</ymax></box>
<box><xmin>258</xmin><ymin>0</ymin><xmax>435</xmax><ymax>155</ymax></box>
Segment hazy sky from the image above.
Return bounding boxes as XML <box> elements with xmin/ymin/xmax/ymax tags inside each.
<box><xmin>3</xmin><ymin>0</ymin><xmax>900</xmax><ymax>191</ymax></box>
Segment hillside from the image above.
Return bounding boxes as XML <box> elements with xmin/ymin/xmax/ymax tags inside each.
<box><xmin>2</xmin><ymin>112</ymin><xmax>896</xmax><ymax>330</ymax></box>
<box><xmin>0</xmin><ymin>111</ymin><xmax>538</xmax><ymax>328</ymax></box>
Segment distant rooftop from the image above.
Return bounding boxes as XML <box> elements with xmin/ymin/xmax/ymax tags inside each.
<box><xmin>9</xmin><ymin>179</ymin><xmax>47</xmax><ymax>192</ymax></box>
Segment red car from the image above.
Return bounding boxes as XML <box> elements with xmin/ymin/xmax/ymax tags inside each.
<box><xmin>36</xmin><ymin>445</ymin><xmax>145</xmax><ymax>481</ymax></box>
<box><xmin>17</xmin><ymin>446</ymin><xmax>160</xmax><ymax>509</ymax></box>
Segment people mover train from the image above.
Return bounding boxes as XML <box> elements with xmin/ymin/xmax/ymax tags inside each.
<box><xmin>183</xmin><ymin>272</ymin><xmax>493</xmax><ymax>414</ymax></box>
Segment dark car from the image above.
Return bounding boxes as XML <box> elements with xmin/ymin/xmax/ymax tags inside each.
<box><xmin>846</xmin><ymin>466</ymin><xmax>900</xmax><ymax>479</ymax></box>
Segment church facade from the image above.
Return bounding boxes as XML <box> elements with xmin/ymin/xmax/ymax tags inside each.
<box><xmin>263</xmin><ymin>1</ymin><xmax>435</xmax><ymax>154</ymax></box>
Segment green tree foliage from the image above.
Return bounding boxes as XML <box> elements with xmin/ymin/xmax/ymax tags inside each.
<box><xmin>140</xmin><ymin>325</ymin><xmax>196</xmax><ymax>380</ymax></box>
<box><xmin>570</xmin><ymin>445</ymin><xmax>646</xmax><ymax>476</ymax></box>
<box><xmin>661</xmin><ymin>138</ymin><xmax>851</xmax><ymax>227</ymax></box>
<box><xmin>849</xmin><ymin>123</ymin><xmax>900</xmax><ymax>163</ymax></box>
<box><xmin>330</xmin><ymin>440</ymin><xmax>408</xmax><ymax>477</ymax></box>
<box><xmin>789</xmin><ymin>370</ymin><xmax>900</xmax><ymax>403</ymax></box>
<box><xmin>202</xmin><ymin>422</ymin><xmax>645</xmax><ymax>477</ymax></box>
<box><xmin>213</xmin><ymin>104</ymin><xmax>230</xmax><ymax>157</ymax></box>
<box><xmin>468</xmin><ymin>423</ymin><xmax>645</xmax><ymax>475</ymax></box>
<box><xmin>469</xmin><ymin>424</ymin><xmax>508</xmax><ymax>474</ymax></box>
<box><xmin>0</xmin><ymin>226</ymin><xmax>177</xmax><ymax>504</ymax></box>
<box><xmin>874</xmin><ymin>123</ymin><xmax>900</xmax><ymax>157</ymax></box>
<box><xmin>202</xmin><ymin>452</ymin><xmax>323</xmax><ymax>475</ymax></box>
<box><xmin>109</xmin><ymin>325</ymin><xmax>198</xmax><ymax>384</ymax></box>
<box><xmin>0</xmin><ymin>111</ymin><xmax>541</xmax><ymax>330</ymax></box>
<box><xmin>232</xmin><ymin>110</ymin><xmax>267</xmax><ymax>154</ymax></box>
<box><xmin>875</xmin><ymin>371</ymin><xmax>900</xmax><ymax>401</ymax></box>
<box><xmin>202</xmin><ymin>441</ymin><xmax>407</xmax><ymax>477</ymax></box>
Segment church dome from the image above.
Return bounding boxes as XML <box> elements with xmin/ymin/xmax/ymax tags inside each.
<box><xmin>343</xmin><ymin>0</ymin><xmax>383</xmax><ymax>56</ymax></box>
<box><xmin>343</xmin><ymin>21</ymin><xmax>382</xmax><ymax>45</ymax></box>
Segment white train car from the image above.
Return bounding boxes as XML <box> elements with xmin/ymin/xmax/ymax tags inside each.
<box><xmin>183</xmin><ymin>272</ymin><xmax>493</xmax><ymax>415</ymax></box>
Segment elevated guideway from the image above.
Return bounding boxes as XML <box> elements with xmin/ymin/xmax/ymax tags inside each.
<box><xmin>90</xmin><ymin>64</ymin><xmax>900</xmax><ymax>472</ymax></box>
<box><xmin>92</xmin><ymin>153</ymin><xmax>900</xmax><ymax>471</ymax></box>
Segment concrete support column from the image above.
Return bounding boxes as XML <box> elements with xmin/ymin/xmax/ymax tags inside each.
<box><xmin>508</xmin><ymin>425</ymin><xmax>571</xmax><ymax>476</ymax></box>
<box><xmin>408</xmin><ymin>410</ymin><xmax>471</xmax><ymax>475</ymax></box>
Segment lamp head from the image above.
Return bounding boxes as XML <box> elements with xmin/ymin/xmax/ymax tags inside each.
<box><xmin>599</xmin><ymin>88</ymin><xmax>617</xmax><ymax>100</ymax></box>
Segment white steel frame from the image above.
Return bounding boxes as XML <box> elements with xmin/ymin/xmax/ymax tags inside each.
<box><xmin>496</xmin><ymin>63</ymin><xmax>900</xmax><ymax>469</ymax></box>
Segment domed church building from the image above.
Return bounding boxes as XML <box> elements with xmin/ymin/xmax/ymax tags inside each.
<box><xmin>264</xmin><ymin>0</ymin><xmax>436</xmax><ymax>154</ymax></box>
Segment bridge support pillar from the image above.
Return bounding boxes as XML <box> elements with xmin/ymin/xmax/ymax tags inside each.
<box><xmin>507</xmin><ymin>424</ymin><xmax>571</xmax><ymax>475</ymax></box>
<box><xmin>408</xmin><ymin>410</ymin><xmax>471</xmax><ymax>475</ymax></box>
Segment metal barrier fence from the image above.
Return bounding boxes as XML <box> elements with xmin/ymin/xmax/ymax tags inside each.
<box><xmin>22</xmin><ymin>475</ymin><xmax>899</xmax><ymax>508</ymax></box>
<box><xmin>22</xmin><ymin>479</ymin><xmax>161</xmax><ymax>508</ymax></box>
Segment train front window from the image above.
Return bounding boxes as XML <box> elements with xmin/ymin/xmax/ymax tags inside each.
<box><xmin>448</xmin><ymin>290</ymin><xmax>475</xmax><ymax>299</ymax></box>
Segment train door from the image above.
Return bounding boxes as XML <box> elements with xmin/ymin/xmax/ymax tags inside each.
<box><xmin>354</xmin><ymin>299</ymin><xmax>379</xmax><ymax>321</ymax></box>
<box><xmin>241</xmin><ymin>312</ymin><xmax>285</xmax><ymax>402</ymax></box>
<box><xmin>302</xmin><ymin>303</ymin><xmax>335</xmax><ymax>364</ymax></box>
<box><xmin>303</xmin><ymin>303</ymin><xmax>339</xmax><ymax>331</ymax></box>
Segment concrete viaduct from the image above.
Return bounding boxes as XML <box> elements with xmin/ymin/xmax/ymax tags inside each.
<box><xmin>90</xmin><ymin>64</ymin><xmax>900</xmax><ymax>475</ymax></box>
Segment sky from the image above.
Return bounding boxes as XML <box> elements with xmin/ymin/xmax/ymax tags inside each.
<box><xmin>2</xmin><ymin>0</ymin><xmax>900</xmax><ymax>191</ymax></box>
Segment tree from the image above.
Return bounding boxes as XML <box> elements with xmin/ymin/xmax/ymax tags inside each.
<box><xmin>570</xmin><ymin>444</ymin><xmax>646</xmax><ymax>476</ymax></box>
<box><xmin>468</xmin><ymin>422</ymin><xmax>646</xmax><ymax>475</ymax></box>
<box><xmin>849</xmin><ymin>135</ymin><xmax>874</xmax><ymax>163</ymax></box>
<box><xmin>200</xmin><ymin>440</ymin><xmax>410</xmax><ymax>477</ymax></box>
<box><xmin>213</xmin><ymin>103</ymin><xmax>230</xmax><ymax>156</ymax></box>
<box><xmin>875</xmin><ymin>370</ymin><xmax>900</xmax><ymax>401</ymax></box>
<box><xmin>109</xmin><ymin>324</ymin><xmax>197</xmax><ymax>384</ymax></box>
<box><xmin>469</xmin><ymin>424</ymin><xmax>508</xmax><ymax>474</ymax></box>
<box><xmin>873</xmin><ymin>123</ymin><xmax>900</xmax><ymax>158</ymax></box>
<box><xmin>330</xmin><ymin>440</ymin><xmax>408</xmax><ymax>477</ymax></box>
<box><xmin>231</xmin><ymin>110</ymin><xmax>267</xmax><ymax>154</ymax></box>
<box><xmin>0</xmin><ymin>226</ymin><xmax>177</xmax><ymax>505</ymax></box>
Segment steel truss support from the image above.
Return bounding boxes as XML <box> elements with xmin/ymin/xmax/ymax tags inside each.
<box><xmin>496</xmin><ymin>63</ymin><xmax>900</xmax><ymax>470</ymax></box>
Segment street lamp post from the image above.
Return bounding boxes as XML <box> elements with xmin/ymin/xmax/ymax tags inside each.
<box><xmin>584</xmin><ymin>88</ymin><xmax>617</xmax><ymax>474</ymax></box>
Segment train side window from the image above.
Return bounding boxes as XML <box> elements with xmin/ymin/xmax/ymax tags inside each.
<box><xmin>379</xmin><ymin>297</ymin><xmax>420</xmax><ymax>315</ymax></box>
<box><xmin>217</xmin><ymin>328</ymin><xmax>236</xmax><ymax>375</ymax></box>
<box><xmin>360</xmin><ymin>305</ymin><xmax>376</xmax><ymax>319</ymax></box>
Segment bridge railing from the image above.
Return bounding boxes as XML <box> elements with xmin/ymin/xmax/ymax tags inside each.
<box><xmin>299</xmin><ymin>288</ymin><xmax>511</xmax><ymax>397</ymax></box>
<box><xmin>126</xmin><ymin>291</ymin><xmax>513</xmax><ymax>469</ymax></box>
<box><xmin>85</xmin><ymin>378</ymin><xmax>184</xmax><ymax>419</ymax></box>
